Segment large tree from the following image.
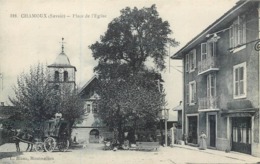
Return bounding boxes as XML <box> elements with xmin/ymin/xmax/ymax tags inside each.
<box><xmin>90</xmin><ymin>4</ymin><xmax>178</xmax><ymax>79</ymax></box>
<box><xmin>90</xmin><ymin>5</ymin><xmax>178</xmax><ymax>143</ymax></box>
<box><xmin>9</xmin><ymin>63</ymin><xmax>85</xmax><ymax>134</ymax></box>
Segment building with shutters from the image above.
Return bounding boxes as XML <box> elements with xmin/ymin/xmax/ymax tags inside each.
<box><xmin>171</xmin><ymin>0</ymin><xmax>260</xmax><ymax>156</ymax></box>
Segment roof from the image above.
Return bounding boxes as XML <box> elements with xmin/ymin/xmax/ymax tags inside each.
<box><xmin>173</xmin><ymin>104</ymin><xmax>182</xmax><ymax>111</ymax></box>
<box><xmin>48</xmin><ymin>52</ymin><xmax>76</xmax><ymax>69</ymax></box>
<box><xmin>78</xmin><ymin>75</ymin><xmax>99</xmax><ymax>95</ymax></box>
<box><xmin>171</xmin><ymin>0</ymin><xmax>254</xmax><ymax>59</ymax></box>
<box><xmin>48</xmin><ymin>39</ymin><xmax>76</xmax><ymax>70</ymax></box>
<box><xmin>52</xmin><ymin>52</ymin><xmax>70</xmax><ymax>65</ymax></box>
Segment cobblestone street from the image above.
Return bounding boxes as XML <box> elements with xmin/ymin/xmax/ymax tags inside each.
<box><xmin>1</xmin><ymin>143</ymin><xmax>260</xmax><ymax>164</ymax></box>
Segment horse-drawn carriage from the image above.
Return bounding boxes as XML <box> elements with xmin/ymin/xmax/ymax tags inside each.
<box><xmin>13</xmin><ymin>114</ymin><xmax>70</xmax><ymax>152</ymax></box>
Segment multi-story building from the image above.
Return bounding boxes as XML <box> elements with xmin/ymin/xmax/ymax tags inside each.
<box><xmin>171</xmin><ymin>0</ymin><xmax>260</xmax><ymax>156</ymax></box>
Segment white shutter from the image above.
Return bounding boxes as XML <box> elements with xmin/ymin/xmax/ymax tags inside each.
<box><xmin>194</xmin><ymin>82</ymin><xmax>197</xmax><ymax>103</ymax></box>
<box><xmin>242</xmin><ymin>21</ymin><xmax>246</xmax><ymax>44</ymax></box>
<box><xmin>186</xmin><ymin>84</ymin><xmax>189</xmax><ymax>105</ymax></box>
<box><xmin>186</xmin><ymin>54</ymin><xmax>189</xmax><ymax>72</ymax></box>
<box><xmin>193</xmin><ymin>49</ymin><xmax>196</xmax><ymax>69</ymax></box>
<box><xmin>229</xmin><ymin>25</ymin><xmax>234</xmax><ymax>48</ymax></box>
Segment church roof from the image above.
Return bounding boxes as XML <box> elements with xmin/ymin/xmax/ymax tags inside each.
<box><xmin>49</xmin><ymin>52</ymin><xmax>71</xmax><ymax>67</ymax></box>
<box><xmin>48</xmin><ymin>38</ymin><xmax>76</xmax><ymax>70</ymax></box>
<box><xmin>79</xmin><ymin>75</ymin><xmax>99</xmax><ymax>95</ymax></box>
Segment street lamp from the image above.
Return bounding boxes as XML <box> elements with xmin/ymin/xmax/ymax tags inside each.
<box><xmin>162</xmin><ymin>108</ymin><xmax>169</xmax><ymax>146</ymax></box>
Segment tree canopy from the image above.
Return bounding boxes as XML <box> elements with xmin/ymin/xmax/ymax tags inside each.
<box><xmin>90</xmin><ymin>4</ymin><xmax>178</xmax><ymax>79</ymax></box>
<box><xmin>8</xmin><ymin>63</ymin><xmax>85</xmax><ymax>132</ymax></box>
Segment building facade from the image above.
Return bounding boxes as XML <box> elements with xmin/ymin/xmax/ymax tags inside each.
<box><xmin>172</xmin><ymin>0</ymin><xmax>260</xmax><ymax>157</ymax></box>
<box><xmin>72</xmin><ymin>76</ymin><xmax>111</xmax><ymax>144</ymax></box>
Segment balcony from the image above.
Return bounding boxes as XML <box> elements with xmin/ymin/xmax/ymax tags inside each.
<box><xmin>198</xmin><ymin>96</ymin><xmax>219</xmax><ymax>112</ymax></box>
<box><xmin>198</xmin><ymin>57</ymin><xmax>219</xmax><ymax>75</ymax></box>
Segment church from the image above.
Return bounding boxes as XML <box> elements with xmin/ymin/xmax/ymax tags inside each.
<box><xmin>47</xmin><ymin>38</ymin><xmax>110</xmax><ymax>144</ymax></box>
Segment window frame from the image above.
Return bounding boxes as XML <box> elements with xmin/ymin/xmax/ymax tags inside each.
<box><xmin>201</xmin><ymin>43</ymin><xmax>207</xmax><ymax>61</ymax></box>
<box><xmin>189</xmin><ymin>81</ymin><xmax>196</xmax><ymax>105</ymax></box>
<box><xmin>189</xmin><ymin>49</ymin><xmax>196</xmax><ymax>72</ymax></box>
<box><xmin>233</xmin><ymin>62</ymin><xmax>247</xmax><ymax>99</ymax></box>
<box><xmin>229</xmin><ymin>15</ymin><xmax>246</xmax><ymax>50</ymax></box>
<box><xmin>206</xmin><ymin>73</ymin><xmax>216</xmax><ymax>98</ymax></box>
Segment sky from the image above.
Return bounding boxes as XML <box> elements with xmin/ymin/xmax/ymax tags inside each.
<box><xmin>0</xmin><ymin>0</ymin><xmax>238</xmax><ymax>111</ymax></box>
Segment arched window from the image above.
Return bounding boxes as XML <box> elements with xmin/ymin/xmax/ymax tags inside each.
<box><xmin>64</xmin><ymin>71</ymin><xmax>68</xmax><ymax>82</ymax></box>
<box><xmin>54</xmin><ymin>71</ymin><xmax>59</xmax><ymax>81</ymax></box>
<box><xmin>87</xmin><ymin>104</ymin><xmax>91</xmax><ymax>113</ymax></box>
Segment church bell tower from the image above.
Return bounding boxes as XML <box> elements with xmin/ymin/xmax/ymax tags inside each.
<box><xmin>47</xmin><ymin>38</ymin><xmax>76</xmax><ymax>91</ymax></box>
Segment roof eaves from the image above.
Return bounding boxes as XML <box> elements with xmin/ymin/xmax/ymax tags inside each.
<box><xmin>78</xmin><ymin>75</ymin><xmax>98</xmax><ymax>94</ymax></box>
<box><xmin>171</xmin><ymin>0</ymin><xmax>250</xmax><ymax>59</ymax></box>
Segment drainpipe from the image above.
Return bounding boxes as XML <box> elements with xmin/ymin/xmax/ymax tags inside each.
<box><xmin>182</xmin><ymin>58</ymin><xmax>185</xmax><ymax>139</ymax></box>
<box><xmin>252</xmin><ymin>2</ymin><xmax>260</xmax><ymax>146</ymax></box>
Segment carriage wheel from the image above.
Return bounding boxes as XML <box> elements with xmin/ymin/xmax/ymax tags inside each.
<box><xmin>34</xmin><ymin>142</ymin><xmax>44</xmax><ymax>152</ymax></box>
<box><xmin>44</xmin><ymin>137</ymin><xmax>56</xmax><ymax>152</ymax></box>
<box><xmin>58</xmin><ymin>139</ymin><xmax>69</xmax><ymax>152</ymax></box>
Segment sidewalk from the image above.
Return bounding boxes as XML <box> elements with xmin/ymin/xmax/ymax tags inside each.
<box><xmin>168</xmin><ymin>144</ymin><xmax>260</xmax><ymax>163</ymax></box>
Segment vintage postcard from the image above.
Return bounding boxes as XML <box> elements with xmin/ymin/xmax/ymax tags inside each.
<box><xmin>0</xmin><ymin>0</ymin><xmax>260</xmax><ymax>163</ymax></box>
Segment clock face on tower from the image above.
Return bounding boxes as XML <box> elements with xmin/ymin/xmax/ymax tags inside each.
<box><xmin>58</xmin><ymin>68</ymin><xmax>64</xmax><ymax>74</ymax></box>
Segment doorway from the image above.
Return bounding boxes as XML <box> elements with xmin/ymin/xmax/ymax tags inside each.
<box><xmin>89</xmin><ymin>129</ymin><xmax>100</xmax><ymax>143</ymax></box>
<box><xmin>209</xmin><ymin>115</ymin><xmax>216</xmax><ymax>147</ymax></box>
<box><xmin>187</xmin><ymin>116</ymin><xmax>198</xmax><ymax>144</ymax></box>
<box><xmin>231</xmin><ymin>117</ymin><xmax>251</xmax><ymax>154</ymax></box>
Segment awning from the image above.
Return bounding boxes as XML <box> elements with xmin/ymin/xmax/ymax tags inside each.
<box><xmin>221</xmin><ymin>108</ymin><xmax>258</xmax><ymax>117</ymax></box>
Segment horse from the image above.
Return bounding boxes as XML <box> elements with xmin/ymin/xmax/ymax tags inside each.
<box><xmin>11</xmin><ymin>129</ymin><xmax>34</xmax><ymax>152</ymax></box>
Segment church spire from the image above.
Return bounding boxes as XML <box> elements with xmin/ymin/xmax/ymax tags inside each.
<box><xmin>61</xmin><ymin>37</ymin><xmax>65</xmax><ymax>53</ymax></box>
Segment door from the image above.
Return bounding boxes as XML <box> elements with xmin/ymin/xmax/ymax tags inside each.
<box><xmin>231</xmin><ymin>117</ymin><xmax>251</xmax><ymax>154</ymax></box>
<box><xmin>187</xmin><ymin>116</ymin><xmax>198</xmax><ymax>144</ymax></box>
<box><xmin>209</xmin><ymin>115</ymin><xmax>216</xmax><ymax>147</ymax></box>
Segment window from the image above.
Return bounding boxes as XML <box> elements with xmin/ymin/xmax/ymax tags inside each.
<box><xmin>207</xmin><ymin>41</ymin><xmax>216</xmax><ymax>57</ymax></box>
<box><xmin>54</xmin><ymin>71</ymin><xmax>59</xmax><ymax>82</ymax></box>
<box><xmin>207</xmin><ymin>73</ymin><xmax>216</xmax><ymax>98</ymax></box>
<box><xmin>92</xmin><ymin>102</ymin><xmax>98</xmax><ymax>113</ymax></box>
<box><xmin>64</xmin><ymin>71</ymin><xmax>68</xmax><ymax>82</ymax></box>
<box><xmin>189</xmin><ymin>49</ymin><xmax>196</xmax><ymax>72</ymax></box>
<box><xmin>87</xmin><ymin>104</ymin><xmax>91</xmax><ymax>113</ymax></box>
<box><xmin>185</xmin><ymin>49</ymin><xmax>196</xmax><ymax>72</ymax></box>
<box><xmin>201</xmin><ymin>43</ymin><xmax>207</xmax><ymax>60</ymax></box>
<box><xmin>201</xmin><ymin>41</ymin><xmax>216</xmax><ymax>60</ymax></box>
<box><xmin>233</xmin><ymin>62</ymin><xmax>246</xmax><ymax>99</ymax></box>
<box><xmin>189</xmin><ymin>81</ymin><xmax>196</xmax><ymax>105</ymax></box>
<box><xmin>229</xmin><ymin>15</ymin><xmax>246</xmax><ymax>49</ymax></box>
